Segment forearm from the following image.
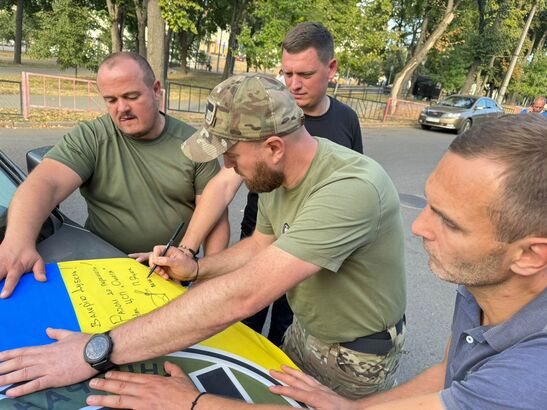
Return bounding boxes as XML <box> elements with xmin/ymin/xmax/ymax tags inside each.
<box><xmin>202</xmin><ymin>209</ymin><xmax>230</xmax><ymax>255</ymax></box>
<box><xmin>358</xmin><ymin>362</ymin><xmax>446</xmax><ymax>408</ymax></box>
<box><xmin>181</xmin><ymin>167</ymin><xmax>242</xmax><ymax>251</ymax></box>
<box><xmin>194</xmin><ymin>394</ymin><xmax>285</xmax><ymax>409</ymax></box>
<box><xmin>110</xmin><ymin>257</ymin><xmax>265</xmax><ymax>363</ymax></box>
<box><xmin>110</xmin><ymin>245</ymin><xmax>310</xmax><ymax>365</ymax></box>
<box><xmin>198</xmin><ymin>234</ymin><xmax>266</xmax><ymax>280</ymax></box>
<box><xmin>5</xmin><ymin>179</ymin><xmax>64</xmax><ymax>246</ymax></box>
<box><xmin>4</xmin><ymin>160</ymin><xmax>80</xmax><ymax>247</ymax></box>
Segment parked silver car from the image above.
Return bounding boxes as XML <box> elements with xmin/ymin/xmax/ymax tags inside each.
<box><xmin>418</xmin><ymin>95</ymin><xmax>504</xmax><ymax>134</ymax></box>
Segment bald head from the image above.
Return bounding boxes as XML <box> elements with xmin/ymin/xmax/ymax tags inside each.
<box><xmin>531</xmin><ymin>96</ymin><xmax>546</xmax><ymax>113</ymax></box>
<box><xmin>98</xmin><ymin>52</ymin><xmax>156</xmax><ymax>88</ymax></box>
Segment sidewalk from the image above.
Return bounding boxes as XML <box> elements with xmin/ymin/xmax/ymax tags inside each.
<box><xmin>0</xmin><ymin>112</ymin><xmax>418</xmax><ymax>130</ymax></box>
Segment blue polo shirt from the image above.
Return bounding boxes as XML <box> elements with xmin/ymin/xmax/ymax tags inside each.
<box><xmin>440</xmin><ymin>286</ymin><xmax>547</xmax><ymax>409</ymax></box>
<box><xmin>520</xmin><ymin>108</ymin><xmax>547</xmax><ymax>116</ymax></box>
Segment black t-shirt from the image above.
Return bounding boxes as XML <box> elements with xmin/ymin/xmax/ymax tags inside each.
<box><xmin>240</xmin><ymin>97</ymin><xmax>363</xmax><ymax>238</ymax></box>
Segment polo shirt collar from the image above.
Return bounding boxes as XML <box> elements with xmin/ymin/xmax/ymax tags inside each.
<box><xmin>458</xmin><ymin>286</ymin><xmax>547</xmax><ymax>352</ymax></box>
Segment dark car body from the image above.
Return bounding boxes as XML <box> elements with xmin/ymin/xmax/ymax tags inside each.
<box><xmin>418</xmin><ymin>95</ymin><xmax>504</xmax><ymax>134</ymax></box>
<box><xmin>0</xmin><ymin>149</ymin><xmax>126</xmax><ymax>262</ymax></box>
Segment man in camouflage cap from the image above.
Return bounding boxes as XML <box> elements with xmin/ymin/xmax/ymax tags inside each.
<box><xmin>175</xmin><ymin>72</ymin><xmax>406</xmax><ymax>398</ymax></box>
<box><xmin>0</xmin><ymin>73</ymin><xmax>405</xmax><ymax>401</ymax></box>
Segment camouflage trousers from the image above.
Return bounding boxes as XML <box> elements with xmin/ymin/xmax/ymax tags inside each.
<box><xmin>281</xmin><ymin>318</ymin><xmax>406</xmax><ymax>400</ymax></box>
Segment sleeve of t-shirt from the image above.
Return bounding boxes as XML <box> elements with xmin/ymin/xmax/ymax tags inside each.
<box><xmin>350</xmin><ymin>110</ymin><xmax>363</xmax><ymax>154</ymax></box>
<box><xmin>440</xmin><ymin>337</ymin><xmax>547</xmax><ymax>410</ymax></box>
<box><xmin>262</xmin><ymin>178</ymin><xmax>380</xmax><ymax>272</ymax></box>
<box><xmin>193</xmin><ymin>159</ymin><xmax>221</xmax><ymax>195</ymax></box>
<box><xmin>44</xmin><ymin>122</ymin><xmax>98</xmax><ymax>182</ymax></box>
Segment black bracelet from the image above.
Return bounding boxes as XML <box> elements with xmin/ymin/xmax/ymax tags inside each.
<box><xmin>190</xmin><ymin>391</ymin><xmax>209</xmax><ymax>409</ymax></box>
<box><xmin>179</xmin><ymin>245</ymin><xmax>198</xmax><ymax>259</ymax></box>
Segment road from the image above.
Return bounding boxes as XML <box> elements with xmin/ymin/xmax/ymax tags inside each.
<box><xmin>0</xmin><ymin>125</ymin><xmax>457</xmax><ymax>384</ymax></box>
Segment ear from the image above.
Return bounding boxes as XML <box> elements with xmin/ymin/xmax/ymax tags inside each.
<box><xmin>510</xmin><ymin>237</ymin><xmax>547</xmax><ymax>276</ymax></box>
<box><xmin>327</xmin><ymin>58</ymin><xmax>337</xmax><ymax>81</ymax></box>
<box><xmin>153</xmin><ymin>80</ymin><xmax>162</xmax><ymax>100</ymax></box>
<box><xmin>262</xmin><ymin>136</ymin><xmax>285</xmax><ymax>164</ymax></box>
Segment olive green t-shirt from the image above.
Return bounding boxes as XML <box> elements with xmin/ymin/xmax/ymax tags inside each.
<box><xmin>46</xmin><ymin>114</ymin><xmax>220</xmax><ymax>253</ymax></box>
<box><xmin>256</xmin><ymin>138</ymin><xmax>406</xmax><ymax>343</ymax></box>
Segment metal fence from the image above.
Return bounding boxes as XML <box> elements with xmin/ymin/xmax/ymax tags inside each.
<box><xmin>167</xmin><ymin>82</ymin><xmax>212</xmax><ymax>113</ymax></box>
<box><xmin>0</xmin><ymin>79</ymin><xmax>23</xmax><ymax>116</ymax></box>
<box><xmin>21</xmin><ymin>72</ymin><xmax>104</xmax><ymax>118</ymax></box>
<box><xmin>330</xmin><ymin>85</ymin><xmax>390</xmax><ymax>121</ymax></box>
<box><xmin>166</xmin><ymin>82</ymin><xmax>391</xmax><ymax>121</ymax></box>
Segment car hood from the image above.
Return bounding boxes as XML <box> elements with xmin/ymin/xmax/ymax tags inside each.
<box><xmin>425</xmin><ymin>105</ymin><xmax>467</xmax><ymax>114</ymax></box>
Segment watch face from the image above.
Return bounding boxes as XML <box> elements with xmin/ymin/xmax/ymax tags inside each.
<box><xmin>85</xmin><ymin>335</ymin><xmax>110</xmax><ymax>363</ymax></box>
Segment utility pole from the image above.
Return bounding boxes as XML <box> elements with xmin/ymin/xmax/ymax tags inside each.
<box><xmin>497</xmin><ymin>2</ymin><xmax>537</xmax><ymax>104</ymax></box>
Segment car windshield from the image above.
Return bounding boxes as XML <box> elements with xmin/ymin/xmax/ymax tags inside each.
<box><xmin>0</xmin><ymin>167</ymin><xmax>17</xmax><ymax>239</ymax></box>
<box><xmin>438</xmin><ymin>96</ymin><xmax>477</xmax><ymax>109</ymax></box>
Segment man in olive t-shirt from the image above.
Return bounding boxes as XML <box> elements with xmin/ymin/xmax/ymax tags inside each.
<box><xmin>0</xmin><ymin>52</ymin><xmax>227</xmax><ymax>298</ymax></box>
<box><xmin>45</xmin><ymin>113</ymin><xmax>219</xmax><ymax>254</ymax></box>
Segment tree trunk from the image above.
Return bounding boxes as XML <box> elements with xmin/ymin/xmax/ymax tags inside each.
<box><xmin>460</xmin><ymin>59</ymin><xmax>481</xmax><ymax>94</ymax></box>
<box><xmin>497</xmin><ymin>2</ymin><xmax>537</xmax><ymax>104</ymax></box>
<box><xmin>133</xmin><ymin>0</ymin><xmax>148</xmax><ymax>56</ymax></box>
<box><xmin>476</xmin><ymin>54</ymin><xmax>496</xmax><ymax>95</ymax></box>
<box><xmin>179</xmin><ymin>30</ymin><xmax>195</xmax><ymax>74</ymax></box>
<box><xmin>163</xmin><ymin>28</ymin><xmax>172</xmax><ymax>82</ymax></box>
<box><xmin>107</xmin><ymin>0</ymin><xmax>124</xmax><ymax>53</ymax></box>
<box><xmin>399</xmin><ymin>14</ymin><xmax>430</xmax><ymax>98</ymax></box>
<box><xmin>531</xmin><ymin>30</ymin><xmax>546</xmax><ymax>63</ymax></box>
<box><xmin>147</xmin><ymin>0</ymin><xmax>166</xmax><ymax>85</ymax></box>
<box><xmin>390</xmin><ymin>0</ymin><xmax>460</xmax><ymax>112</ymax></box>
<box><xmin>524</xmin><ymin>31</ymin><xmax>536</xmax><ymax>62</ymax></box>
<box><xmin>14</xmin><ymin>0</ymin><xmax>24</xmax><ymax>64</ymax></box>
<box><xmin>222</xmin><ymin>0</ymin><xmax>247</xmax><ymax>80</ymax></box>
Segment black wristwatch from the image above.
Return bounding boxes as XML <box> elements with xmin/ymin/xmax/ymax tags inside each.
<box><xmin>83</xmin><ymin>332</ymin><xmax>116</xmax><ymax>372</ymax></box>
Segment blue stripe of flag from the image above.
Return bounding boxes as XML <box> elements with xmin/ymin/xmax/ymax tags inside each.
<box><xmin>0</xmin><ymin>263</ymin><xmax>80</xmax><ymax>351</ymax></box>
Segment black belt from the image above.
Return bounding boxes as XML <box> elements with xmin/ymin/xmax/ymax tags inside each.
<box><xmin>340</xmin><ymin>316</ymin><xmax>405</xmax><ymax>355</ymax></box>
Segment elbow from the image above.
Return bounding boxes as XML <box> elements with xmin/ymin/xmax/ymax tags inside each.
<box><xmin>234</xmin><ymin>291</ymin><xmax>266</xmax><ymax>322</ymax></box>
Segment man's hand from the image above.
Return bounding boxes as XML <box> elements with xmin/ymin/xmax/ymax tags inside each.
<box><xmin>149</xmin><ymin>246</ymin><xmax>198</xmax><ymax>281</ymax></box>
<box><xmin>86</xmin><ymin>361</ymin><xmax>199</xmax><ymax>410</ymax></box>
<box><xmin>128</xmin><ymin>251</ymin><xmax>152</xmax><ymax>264</ymax></box>
<box><xmin>269</xmin><ymin>365</ymin><xmax>357</xmax><ymax>410</ymax></box>
<box><xmin>0</xmin><ymin>242</ymin><xmax>46</xmax><ymax>298</ymax></box>
<box><xmin>0</xmin><ymin>328</ymin><xmax>96</xmax><ymax>397</ymax></box>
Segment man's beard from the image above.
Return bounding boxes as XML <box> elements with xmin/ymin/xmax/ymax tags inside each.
<box><xmin>245</xmin><ymin>160</ymin><xmax>284</xmax><ymax>193</ymax></box>
<box><xmin>425</xmin><ymin>242</ymin><xmax>510</xmax><ymax>288</ymax></box>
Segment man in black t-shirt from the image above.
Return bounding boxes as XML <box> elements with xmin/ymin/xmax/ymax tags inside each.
<box><xmin>241</xmin><ymin>23</ymin><xmax>363</xmax><ymax>345</ymax></box>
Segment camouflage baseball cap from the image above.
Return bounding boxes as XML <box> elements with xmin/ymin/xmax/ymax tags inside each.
<box><xmin>181</xmin><ymin>73</ymin><xmax>304</xmax><ymax>162</ymax></box>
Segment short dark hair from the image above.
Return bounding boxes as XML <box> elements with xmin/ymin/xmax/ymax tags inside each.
<box><xmin>449</xmin><ymin>114</ymin><xmax>547</xmax><ymax>242</ymax></box>
<box><xmin>99</xmin><ymin>52</ymin><xmax>156</xmax><ymax>87</ymax></box>
<box><xmin>282</xmin><ymin>22</ymin><xmax>334</xmax><ymax>64</ymax></box>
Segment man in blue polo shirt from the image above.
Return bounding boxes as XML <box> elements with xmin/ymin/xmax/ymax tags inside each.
<box><xmin>268</xmin><ymin>114</ymin><xmax>547</xmax><ymax>409</ymax></box>
<box><xmin>520</xmin><ymin>95</ymin><xmax>546</xmax><ymax>116</ymax></box>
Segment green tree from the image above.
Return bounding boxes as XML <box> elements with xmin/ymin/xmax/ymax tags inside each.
<box><xmin>512</xmin><ymin>54</ymin><xmax>547</xmax><ymax>99</ymax></box>
<box><xmin>389</xmin><ymin>0</ymin><xmax>463</xmax><ymax>104</ymax></box>
<box><xmin>238</xmin><ymin>0</ymin><xmax>393</xmax><ymax>84</ymax></box>
<box><xmin>238</xmin><ymin>0</ymin><xmax>311</xmax><ymax>71</ymax></box>
<box><xmin>160</xmin><ymin>0</ymin><xmax>234</xmax><ymax>74</ymax></box>
<box><xmin>321</xmin><ymin>0</ymin><xmax>394</xmax><ymax>84</ymax></box>
<box><xmin>30</xmin><ymin>0</ymin><xmax>106</xmax><ymax>73</ymax></box>
<box><xmin>497</xmin><ymin>1</ymin><xmax>540</xmax><ymax>103</ymax></box>
<box><xmin>0</xmin><ymin>0</ymin><xmax>52</xmax><ymax>64</ymax></box>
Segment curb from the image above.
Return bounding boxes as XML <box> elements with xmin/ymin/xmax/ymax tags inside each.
<box><xmin>0</xmin><ymin>121</ymin><xmax>77</xmax><ymax>128</ymax></box>
<box><xmin>1</xmin><ymin>120</ymin><xmax>418</xmax><ymax>130</ymax></box>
